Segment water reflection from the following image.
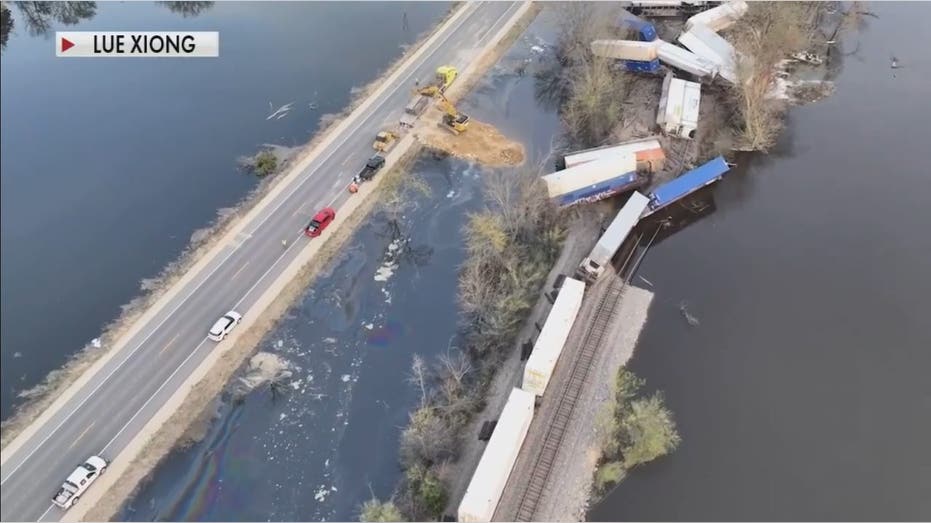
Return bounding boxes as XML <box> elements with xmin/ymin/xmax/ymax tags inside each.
<box><xmin>0</xmin><ymin>0</ymin><xmax>214</xmax><ymax>53</ymax></box>
<box><xmin>9</xmin><ymin>1</ymin><xmax>96</xmax><ymax>36</ymax></box>
<box><xmin>156</xmin><ymin>1</ymin><xmax>215</xmax><ymax>18</ymax></box>
<box><xmin>1</xmin><ymin>4</ymin><xmax>12</xmax><ymax>50</ymax></box>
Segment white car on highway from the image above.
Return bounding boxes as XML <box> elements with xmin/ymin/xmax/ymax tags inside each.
<box><xmin>208</xmin><ymin>310</ymin><xmax>242</xmax><ymax>342</ymax></box>
<box><xmin>51</xmin><ymin>455</ymin><xmax>107</xmax><ymax>509</ymax></box>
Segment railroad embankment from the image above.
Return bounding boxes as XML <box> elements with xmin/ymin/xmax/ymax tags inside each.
<box><xmin>407</xmin><ymin>3</ymin><xmax>863</xmax><ymax>523</ymax></box>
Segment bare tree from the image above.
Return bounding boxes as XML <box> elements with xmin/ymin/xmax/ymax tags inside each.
<box><xmin>407</xmin><ymin>354</ymin><xmax>428</xmax><ymax>408</ymax></box>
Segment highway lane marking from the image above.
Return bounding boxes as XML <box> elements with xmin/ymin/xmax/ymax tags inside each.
<box><xmin>0</xmin><ymin>245</ymin><xmax>247</xmax><ymax>485</ymax></box>
<box><xmin>38</xmin><ymin>505</ymin><xmax>54</xmax><ymax>522</ymax></box>
<box><xmin>101</xmin><ymin>337</ymin><xmax>210</xmax><ymax>454</ymax></box>
<box><xmin>68</xmin><ymin>422</ymin><xmax>96</xmax><ymax>450</ymax></box>
<box><xmin>0</xmin><ymin>1</ymin><xmax>506</xmax><ymax>492</ymax></box>
<box><xmin>239</xmin><ymin>2</ymin><xmax>484</xmax><ymax>240</ymax></box>
<box><xmin>102</xmin><ymin>225</ymin><xmax>303</xmax><ymax>455</ymax></box>
<box><xmin>157</xmin><ymin>333</ymin><xmax>182</xmax><ymax>357</ymax></box>
<box><xmin>231</xmin><ymin>262</ymin><xmax>250</xmax><ymax>281</ymax></box>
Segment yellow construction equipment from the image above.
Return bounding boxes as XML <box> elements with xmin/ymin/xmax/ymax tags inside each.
<box><xmin>437</xmin><ymin>94</ymin><xmax>470</xmax><ymax>135</ymax></box>
<box><xmin>372</xmin><ymin>130</ymin><xmax>398</xmax><ymax>152</ymax></box>
<box><xmin>415</xmin><ymin>65</ymin><xmax>458</xmax><ymax>97</ymax></box>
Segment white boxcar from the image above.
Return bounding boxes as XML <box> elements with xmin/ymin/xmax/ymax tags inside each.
<box><xmin>544</xmin><ymin>153</ymin><xmax>637</xmax><ymax>196</ymax></box>
<box><xmin>522</xmin><ymin>277</ymin><xmax>586</xmax><ymax>396</ymax></box>
<box><xmin>564</xmin><ymin>136</ymin><xmax>665</xmax><ymax>173</ymax></box>
<box><xmin>657</xmin><ymin>41</ymin><xmax>719</xmax><ymax>80</ymax></box>
<box><xmin>677</xmin><ymin>23</ymin><xmax>739</xmax><ymax>84</ymax></box>
<box><xmin>458</xmin><ymin>388</ymin><xmax>536</xmax><ymax>522</ymax></box>
<box><xmin>577</xmin><ymin>192</ymin><xmax>650</xmax><ymax>283</ymax></box>
<box><xmin>590</xmin><ymin>39</ymin><xmax>660</xmax><ymax>61</ymax></box>
<box><xmin>685</xmin><ymin>0</ymin><xmax>748</xmax><ymax>32</ymax></box>
<box><xmin>656</xmin><ymin>73</ymin><xmax>701</xmax><ymax>138</ymax></box>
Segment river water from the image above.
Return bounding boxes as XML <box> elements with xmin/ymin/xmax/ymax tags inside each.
<box><xmin>5</xmin><ymin>2</ymin><xmax>929</xmax><ymax>521</ymax></box>
<box><xmin>0</xmin><ymin>1</ymin><xmax>449</xmax><ymax>419</ymax></box>
<box><xmin>589</xmin><ymin>3</ymin><xmax>931</xmax><ymax>520</ymax></box>
<box><xmin>118</xmin><ymin>14</ymin><xmax>559</xmax><ymax>521</ymax></box>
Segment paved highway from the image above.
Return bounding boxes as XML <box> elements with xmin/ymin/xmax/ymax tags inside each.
<box><xmin>0</xmin><ymin>2</ymin><xmax>519</xmax><ymax>520</ymax></box>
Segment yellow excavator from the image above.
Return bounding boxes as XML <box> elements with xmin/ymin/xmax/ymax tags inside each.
<box><xmin>415</xmin><ymin>65</ymin><xmax>458</xmax><ymax>97</ymax></box>
<box><xmin>437</xmin><ymin>93</ymin><xmax>469</xmax><ymax>135</ymax></box>
<box><xmin>372</xmin><ymin>130</ymin><xmax>398</xmax><ymax>152</ymax></box>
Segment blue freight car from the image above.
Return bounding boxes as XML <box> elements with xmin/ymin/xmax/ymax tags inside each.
<box><xmin>646</xmin><ymin>156</ymin><xmax>729</xmax><ymax>213</ymax></box>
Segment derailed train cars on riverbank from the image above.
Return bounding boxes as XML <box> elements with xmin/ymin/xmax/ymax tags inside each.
<box><xmin>458</xmin><ymin>388</ymin><xmax>536</xmax><ymax>522</ymax></box>
<box><xmin>561</xmin><ymin>136</ymin><xmax>666</xmax><ymax>172</ymax></box>
<box><xmin>577</xmin><ymin>192</ymin><xmax>651</xmax><ymax>283</ymax></box>
<box><xmin>543</xmin><ymin>154</ymin><xmax>646</xmax><ymax>207</ymax></box>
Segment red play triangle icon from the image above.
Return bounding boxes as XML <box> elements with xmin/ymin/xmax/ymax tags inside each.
<box><xmin>61</xmin><ymin>37</ymin><xmax>75</xmax><ymax>53</ymax></box>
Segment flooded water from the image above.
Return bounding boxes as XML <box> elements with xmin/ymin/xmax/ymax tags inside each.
<box><xmin>589</xmin><ymin>3</ymin><xmax>931</xmax><ymax>520</ymax></box>
<box><xmin>0</xmin><ymin>1</ymin><xmax>450</xmax><ymax>419</ymax></box>
<box><xmin>119</xmin><ymin>17</ymin><xmax>560</xmax><ymax>521</ymax></box>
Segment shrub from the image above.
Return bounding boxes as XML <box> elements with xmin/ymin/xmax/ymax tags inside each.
<box><xmin>594</xmin><ymin>460</ymin><xmax>626</xmax><ymax>491</ymax></box>
<box><xmin>252</xmin><ymin>150</ymin><xmax>278</xmax><ymax>177</ymax></box>
<box><xmin>620</xmin><ymin>393</ymin><xmax>682</xmax><ymax>468</ymax></box>
<box><xmin>360</xmin><ymin>498</ymin><xmax>404</xmax><ymax>522</ymax></box>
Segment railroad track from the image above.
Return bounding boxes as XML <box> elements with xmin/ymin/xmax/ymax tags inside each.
<box><xmin>514</xmin><ymin>278</ymin><xmax>626</xmax><ymax>521</ymax></box>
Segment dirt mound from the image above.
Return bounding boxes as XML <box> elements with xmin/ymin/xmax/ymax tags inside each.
<box><xmin>416</xmin><ymin>116</ymin><xmax>525</xmax><ymax>167</ymax></box>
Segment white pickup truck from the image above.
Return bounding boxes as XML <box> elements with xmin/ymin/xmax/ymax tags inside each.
<box><xmin>51</xmin><ymin>456</ymin><xmax>107</xmax><ymax>509</ymax></box>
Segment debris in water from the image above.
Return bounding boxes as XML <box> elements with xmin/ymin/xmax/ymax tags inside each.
<box><xmin>91</xmin><ymin>338</ymin><xmax>102</xmax><ymax>348</ymax></box>
<box><xmin>638</xmin><ymin>275</ymin><xmax>654</xmax><ymax>287</ymax></box>
<box><xmin>530</xmin><ymin>45</ymin><xmax>545</xmax><ymax>54</ymax></box>
<box><xmin>314</xmin><ymin>486</ymin><xmax>329</xmax><ymax>502</ymax></box>
<box><xmin>340</xmin><ymin>374</ymin><xmax>351</xmax><ymax>382</ymax></box>
<box><xmin>678</xmin><ymin>300</ymin><xmax>700</xmax><ymax>327</ymax></box>
<box><xmin>266</xmin><ymin>102</ymin><xmax>293</xmax><ymax>120</ymax></box>
<box><xmin>234</xmin><ymin>352</ymin><xmax>293</xmax><ymax>395</ymax></box>
<box><xmin>323</xmin><ymin>337</ymin><xmax>336</xmax><ymax>344</ymax></box>
<box><xmin>13</xmin><ymin>352</ymin><xmax>22</xmax><ymax>358</ymax></box>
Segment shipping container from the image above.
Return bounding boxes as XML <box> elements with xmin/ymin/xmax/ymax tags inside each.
<box><xmin>564</xmin><ymin>136</ymin><xmax>665</xmax><ymax>173</ymax></box>
<box><xmin>522</xmin><ymin>277</ymin><xmax>586</xmax><ymax>395</ymax></box>
<box><xmin>677</xmin><ymin>23</ymin><xmax>739</xmax><ymax>83</ymax></box>
<box><xmin>646</xmin><ymin>155</ymin><xmax>729</xmax><ymax>213</ymax></box>
<box><xmin>685</xmin><ymin>0</ymin><xmax>748</xmax><ymax>32</ymax></box>
<box><xmin>656</xmin><ymin>73</ymin><xmax>701</xmax><ymax>138</ymax></box>
<box><xmin>591</xmin><ymin>39</ymin><xmax>660</xmax><ymax>62</ymax></box>
<box><xmin>543</xmin><ymin>154</ymin><xmax>646</xmax><ymax>207</ymax></box>
<box><xmin>657</xmin><ymin>41</ymin><xmax>719</xmax><ymax>79</ymax></box>
<box><xmin>577</xmin><ymin>192</ymin><xmax>650</xmax><ymax>283</ymax></box>
<box><xmin>458</xmin><ymin>388</ymin><xmax>536</xmax><ymax>522</ymax></box>
<box><xmin>617</xmin><ymin>13</ymin><xmax>658</xmax><ymax>41</ymax></box>
<box><xmin>623</xmin><ymin>58</ymin><xmax>662</xmax><ymax>74</ymax></box>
